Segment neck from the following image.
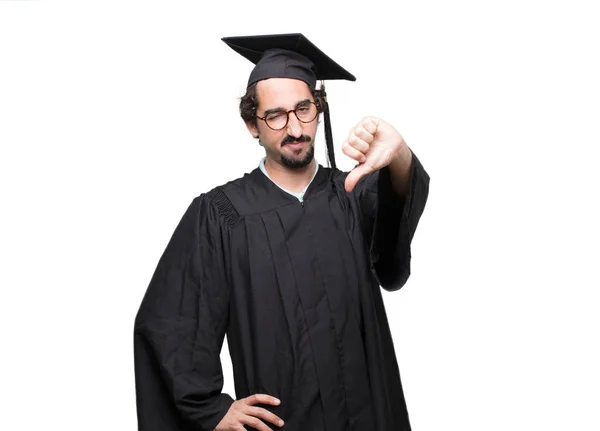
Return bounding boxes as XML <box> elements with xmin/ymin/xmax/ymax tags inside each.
<box><xmin>264</xmin><ymin>157</ymin><xmax>316</xmax><ymax>192</ymax></box>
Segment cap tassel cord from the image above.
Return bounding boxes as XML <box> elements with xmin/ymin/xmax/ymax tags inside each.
<box><xmin>321</xmin><ymin>85</ymin><xmax>336</xmax><ymax>171</ymax></box>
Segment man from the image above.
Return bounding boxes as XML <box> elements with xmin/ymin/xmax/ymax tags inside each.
<box><xmin>134</xmin><ymin>34</ymin><xmax>430</xmax><ymax>431</ymax></box>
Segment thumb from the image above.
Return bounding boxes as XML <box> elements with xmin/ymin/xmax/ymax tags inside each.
<box><xmin>345</xmin><ymin>163</ymin><xmax>374</xmax><ymax>192</ymax></box>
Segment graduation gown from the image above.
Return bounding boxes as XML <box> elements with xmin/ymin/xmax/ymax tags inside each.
<box><xmin>134</xmin><ymin>151</ymin><xmax>430</xmax><ymax>431</ymax></box>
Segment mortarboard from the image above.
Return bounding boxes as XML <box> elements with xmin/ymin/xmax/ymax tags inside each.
<box><xmin>222</xmin><ymin>33</ymin><xmax>356</xmax><ymax>171</ymax></box>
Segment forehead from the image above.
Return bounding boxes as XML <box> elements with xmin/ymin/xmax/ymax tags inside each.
<box><xmin>255</xmin><ymin>78</ymin><xmax>312</xmax><ymax>111</ymax></box>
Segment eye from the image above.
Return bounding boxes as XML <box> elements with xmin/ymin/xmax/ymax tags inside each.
<box><xmin>266</xmin><ymin>112</ymin><xmax>284</xmax><ymax>121</ymax></box>
<box><xmin>296</xmin><ymin>106</ymin><xmax>310</xmax><ymax>113</ymax></box>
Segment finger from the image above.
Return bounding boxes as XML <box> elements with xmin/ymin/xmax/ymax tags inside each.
<box><xmin>342</xmin><ymin>141</ymin><xmax>367</xmax><ymax>163</ymax></box>
<box><xmin>245</xmin><ymin>394</ymin><xmax>281</xmax><ymax>406</ymax></box>
<box><xmin>362</xmin><ymin>116</ymin><xmax>379</xmax><ymax>135</ymax></box>
<box><xmin>345</xmin><ymin>164</ymin><xmax>374</xmax><ymax>192</ymax></box>
<box><xmin>353</xmin><ymin>124</ymin><xmax>374</xmax><ymax>144</ymax></box>
<box><xmin>347</xmin><ymin>133</ymin><xmax>370</xmax><ymax>153</ymax></box>
<box><xmin>246</xmin><ymin>406</ymin><xmax>285</xmax><ymax>428</ymax></box>
<box><xmin>240</xmin><ymin>414</ymin><xmax>272</xmax><ymax>431</ymax></box>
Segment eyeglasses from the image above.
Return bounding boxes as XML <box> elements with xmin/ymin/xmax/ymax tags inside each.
<box><xmin>256</xmin><ymin>101</ymin><xmax>319</xmax><ymax>131</ymax></box>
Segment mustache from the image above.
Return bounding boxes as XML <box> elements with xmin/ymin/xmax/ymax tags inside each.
<box><xmin>281</xmin><ymin>135</ymin><xmax>311</xmax><ymax>146</ymax></box>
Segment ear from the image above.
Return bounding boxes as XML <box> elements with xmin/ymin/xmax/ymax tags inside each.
<box><xmin>245</xmin><ymin>120</ymin><xmax>259</xmax><ymax>139</ymax></box>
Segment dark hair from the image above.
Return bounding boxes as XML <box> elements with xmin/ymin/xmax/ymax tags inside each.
<box><xmin>239</xmin><ymin>82</ymin><xmax>326</xmax><ymax>133</ymax></box>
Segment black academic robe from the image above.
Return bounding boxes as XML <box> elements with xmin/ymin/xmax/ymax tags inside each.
<box><xmin>134</xmin><ymin>151</ymin><xmax>430</xmax><ymax>431</ymax></box>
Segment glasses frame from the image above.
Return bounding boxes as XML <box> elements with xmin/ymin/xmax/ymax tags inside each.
<box><xmin>256</xmin><ymin>101</ymin><xmax>319</xmax><ymax>131</ymax></box>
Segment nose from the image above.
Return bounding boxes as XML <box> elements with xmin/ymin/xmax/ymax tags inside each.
<box><xmin>286</xmin><ymin>112</ymin><xmax>303</xmax><ymax>138</ymax></box>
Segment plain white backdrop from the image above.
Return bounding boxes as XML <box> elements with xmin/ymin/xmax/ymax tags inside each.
<box><xmin>1</xmin><ymin>1</ymin><xmax>599</xmax><ymax>430</ymax></box>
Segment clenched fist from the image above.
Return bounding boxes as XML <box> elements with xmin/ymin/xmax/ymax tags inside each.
<box><xmin>342</xmin><ymin>116</ymin><xmax>408</xmax><ymax>192</ymax></box>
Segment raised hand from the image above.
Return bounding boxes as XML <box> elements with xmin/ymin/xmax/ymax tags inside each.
<box><xmin>342</xmin><ymin>116</ymin><xmax>408</xmax><ymax>192</ymax></box>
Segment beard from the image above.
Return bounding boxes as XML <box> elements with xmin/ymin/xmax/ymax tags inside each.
<box><xmin>279</xmin><ymin>134</ymin><xmax>314</xmax><ymax>169</ymax></box>
<box><xmin>280</xmin><ymin>142</ymin><xmax>315</xmax><ymax>169</ymax></box>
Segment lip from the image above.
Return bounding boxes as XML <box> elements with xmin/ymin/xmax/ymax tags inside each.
<box><xmin>284</xmin><ymin>141</ymin><xmax>305</xmax><ymax>149</ymax></box>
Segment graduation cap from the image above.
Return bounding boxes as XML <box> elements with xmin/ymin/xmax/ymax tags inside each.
<box><xmin>222</xmin><ymin>33</ymin><xmax>356</xmax><ymax>171</ymax></box>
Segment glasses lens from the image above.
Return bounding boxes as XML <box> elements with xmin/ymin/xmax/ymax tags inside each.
<box><xmin>296</xmin><ymin>103</ymin><xmax>318</xmax><ymax>123</ymax></box>
<box><xmin>265</xmin><ymin>112</ymin><xmax>287</xmax><ymax>130</ymax></box>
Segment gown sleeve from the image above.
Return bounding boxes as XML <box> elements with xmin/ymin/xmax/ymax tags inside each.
<box><xmin>133</xmin><ymin>194</ymin><xmax>234</xmax><ymax>431</ymax></box>
<box><xmin>353</xmin><ymin>150</ymin><xmax>430</xmax><ymax>291</ymax></box>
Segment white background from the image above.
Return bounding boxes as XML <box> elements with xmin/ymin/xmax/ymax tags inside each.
<box><xmin>1</xmin><ymin>1</ymin><xmax>599</xmax><ymax>430</ymax></box>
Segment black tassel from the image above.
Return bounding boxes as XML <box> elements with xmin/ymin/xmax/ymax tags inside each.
<box><xmin>322</xmin><ymin>90</ymin><xmax>337</xmax><ymax>171</ymax></box>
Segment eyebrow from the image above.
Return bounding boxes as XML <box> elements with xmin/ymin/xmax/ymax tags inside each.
<box><xmin>263</xmin><ymin>98</ymin><xmax>312</xmax><ymax>116</ymax></box>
